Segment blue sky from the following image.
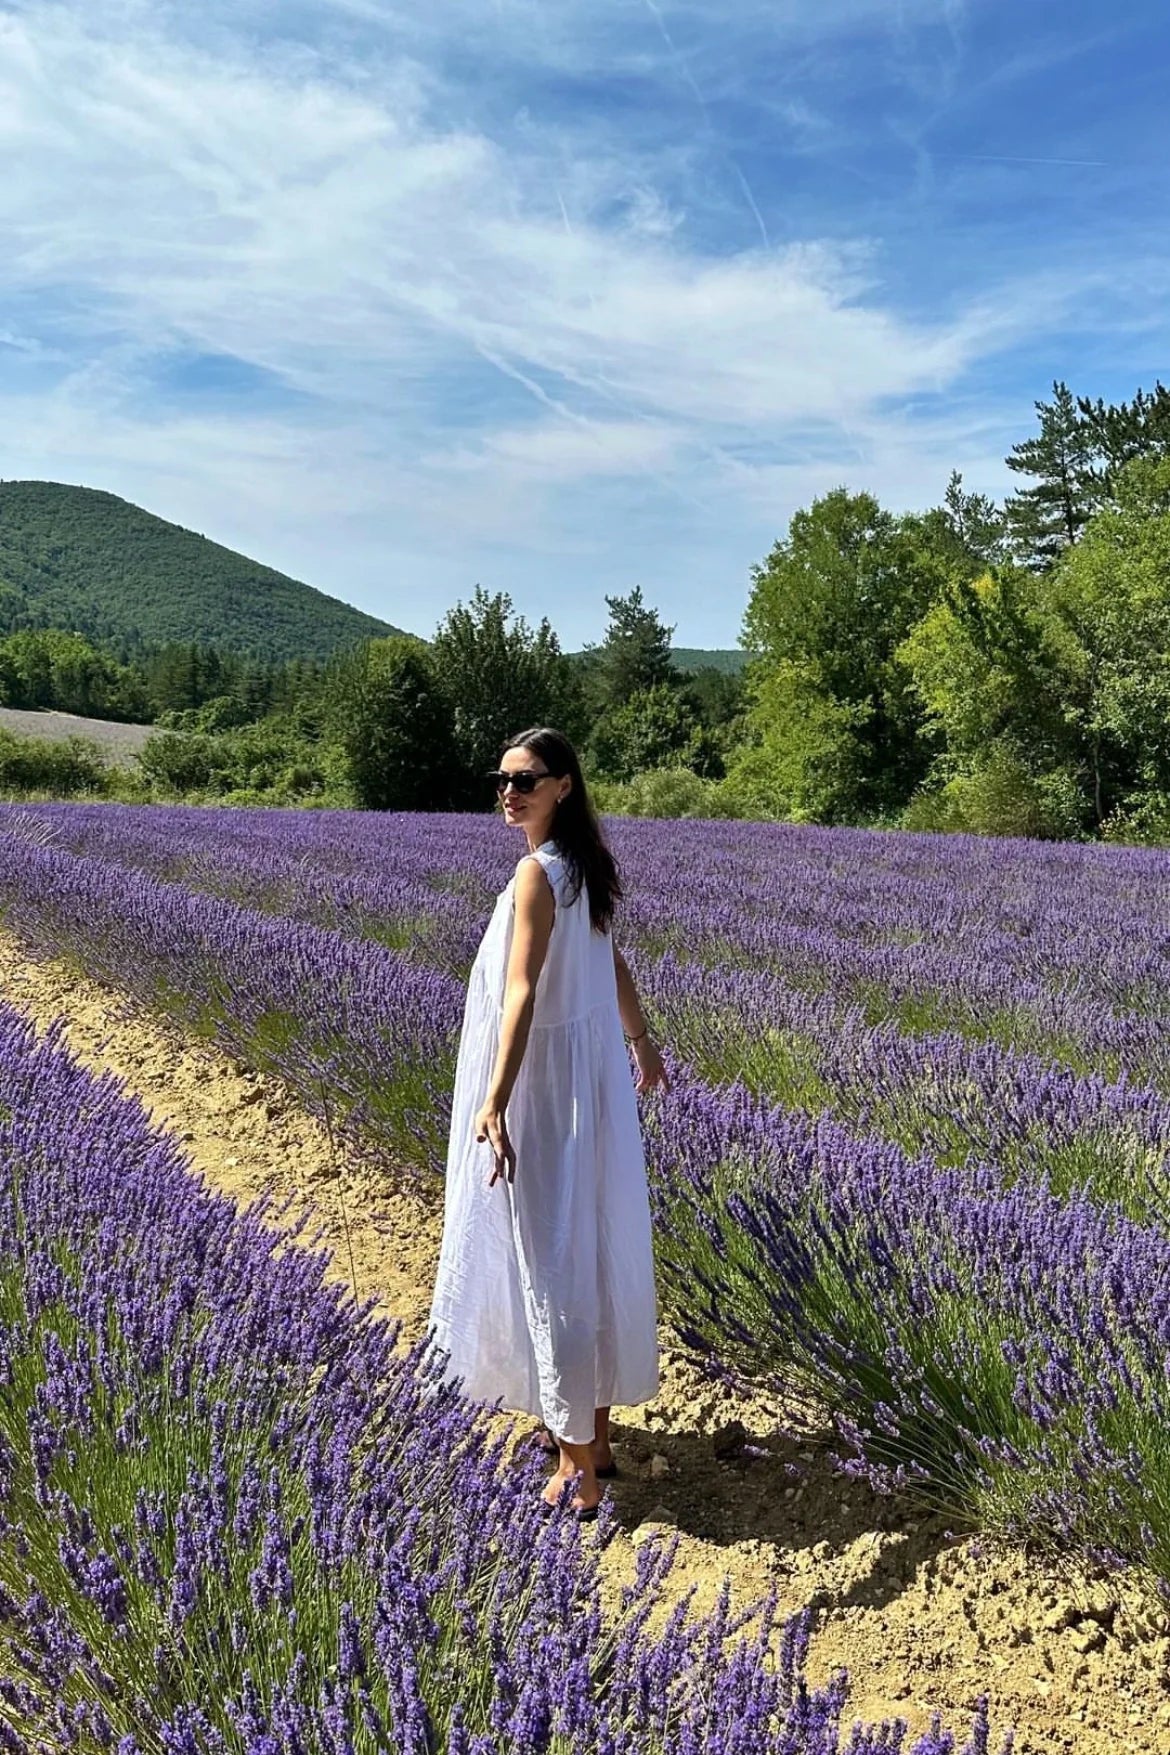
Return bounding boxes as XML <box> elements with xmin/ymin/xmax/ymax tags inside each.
<box><xmin>2</xmin><ymin>0</ymin><xmax>1168</xmax><ymax>649</ymax></box>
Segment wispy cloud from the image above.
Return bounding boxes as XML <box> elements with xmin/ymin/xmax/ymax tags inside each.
<box><xmin>944</xmin><ymin>153</ymin><xmax>1109</xmax><ymax>168</ymax></box>
<box><xmin>1</xmin><ymin>0</ymin><xmax>1168</xmax><ymax>645</ymax></box>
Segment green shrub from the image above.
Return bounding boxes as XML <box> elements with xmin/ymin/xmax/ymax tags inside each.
<box><xmin>101</xmin><ymin>768</ymin><xmax>156</xmax><ymax>804</ymax></box>
<box><xmin>902</xmin><ymin>745</ymin><xmax>1085</xmax><ymax>840</ymax></box>
<box><xmin>157</xmin><ymin>694</ymin><xmax>259</xmax><ymax>734</ymax></box>
<box><xmin>1101</xmin><ymin>792</ymin><xmax>1170</xmax><ymax>846</ymax></box>
<box><xmin>0</xmin><ymin>730</ymin><xmax>109</xmax><ymax>798</ymax></box>
<box><xmin>594</xmin><ymin>765</ymin><xmax>735</xmax><ymax>819</ymax></box>
<box><xmin>138</xmin><ymin>731</ymin><xmax>220</xmax><ymax>794</ymax></box>
<box><xmin>138</xmin><ymin>721</ymin><xmax>343</xmax><ymax>805</ymax></box>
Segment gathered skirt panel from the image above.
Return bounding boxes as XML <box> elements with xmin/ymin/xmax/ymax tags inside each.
<box><xmin>429</xmin><ymin>995</ymin><xmax>659</xmax><ymax>1444</ymax></box>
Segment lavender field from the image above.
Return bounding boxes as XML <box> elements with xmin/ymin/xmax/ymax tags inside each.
<box><xmin>2</xmin><ymin>799</ymin><xmax>1169</xmax><ymax>1747</ymax></box>
<box><xmin>4</xmin><ymin>995</ymin><xmax>1018</xmax><ymax>1753</ymax></box>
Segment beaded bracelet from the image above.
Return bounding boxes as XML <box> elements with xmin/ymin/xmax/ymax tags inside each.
<box><xmin>624</xmin><ymin>1026</ymin><xmax>649</xmax><ymax>1046</ymax></box>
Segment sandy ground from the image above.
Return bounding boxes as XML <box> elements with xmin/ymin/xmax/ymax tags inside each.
<box><xmin>3</xmin><ymin>931</ymin><xmax>1170</xmax><ymax>1752</ymax></box>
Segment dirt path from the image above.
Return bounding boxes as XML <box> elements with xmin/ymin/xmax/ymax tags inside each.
<box><xmin>3</xmin><ymin>932</ymin><xmax>1169</xmax><ymax>1752</ymax></box>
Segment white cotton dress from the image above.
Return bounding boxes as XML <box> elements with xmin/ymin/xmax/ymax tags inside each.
<box><xmin>428</xmin><ymin>839</ymin><xmax>659</xmax><ymax>1444</ymax></box>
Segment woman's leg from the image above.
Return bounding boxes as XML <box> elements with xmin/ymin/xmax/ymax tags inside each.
<box><xmin>537</xmin><ymin>1405</ymin><xmax>614</xmax><ymax>1466</ymax></box>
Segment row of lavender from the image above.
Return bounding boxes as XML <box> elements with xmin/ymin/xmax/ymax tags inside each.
<box><xmin>20</xmin><ymin>802</ymin><xmax>1170</xmax><ymax>1084</ymax></box>
<box><xmin>4</xmin><ymin>815</ymin><xmax>1170</xmax><ymax>1592</ymax></box>
<box><xmin>21</xmin><ymin>799</ymin><xmax>1170</xmax><ymax>1004</ymax></box>
<box><xmin>2</xmin><ymin>1004</ymin><xmax>996</xmax><ymax>1753</ymax></box>
<box><xmin>7</xmin><ymin>808</ymin><xmax>1170</xmax><ymax>1221</ymax></box>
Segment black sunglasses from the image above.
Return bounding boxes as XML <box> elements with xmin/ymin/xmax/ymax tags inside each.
<box><xmin>487</xmin><ymin>768</ymin><xmax>553</xmax><ymax>795</ymax></box>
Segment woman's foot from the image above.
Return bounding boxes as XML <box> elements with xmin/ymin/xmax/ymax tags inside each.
<box><xmin>541</xmin><ymin>1462</ymin><xmax>602</xmax><ymax>1517</ymax></box>
<box><xmin>533</xmin><ymin>1425</ymin><xmax>617</xmax><ymax>1476</ymax></box>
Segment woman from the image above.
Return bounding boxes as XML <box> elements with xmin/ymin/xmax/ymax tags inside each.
<box><xmin>428</xmin><ymin>726</ymin><xmax>668</xmax><ymax>1519</ymax></box>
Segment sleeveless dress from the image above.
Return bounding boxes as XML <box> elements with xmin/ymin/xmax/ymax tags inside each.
<box><xmin>428</xmin><ymin>840</ymin><xmax>659</xmax><ymax>1444</ymax></box>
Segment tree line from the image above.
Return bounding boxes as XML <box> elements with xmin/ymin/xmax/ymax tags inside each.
<box><xmin>6</xmin><ymin>376</ymin><xmax>1170</xmax><ymax>841</ymax></box>
<box><xmin>0</xmin><ymin>628</ymin><xmax>324</xmax><ymax>726</ymax></box>
<box><xmin>0</xmin><ymin>582</ymin><xmax>743</xmax><ymax>810</ymax></box>
<box><xmin>735</xmin><ymin>379</ymin><xmax>1170</xmax><ymax>840</ymax></box>
<box><xmin>315</xmin><ymin>374</ymin><xmax>1170</xmax><ymax>840</ymax></box>
<box><xmin>134</xmin><ymin>585</ymin><xmax>745</xmax><ymax>811</ymax></box>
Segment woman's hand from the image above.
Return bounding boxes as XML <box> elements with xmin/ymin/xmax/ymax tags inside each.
<box><xmin>475</xmin><ymin>1100</ymin><xmax>517</xmax><ymax>1187</ymax></box>
<box><xmin>632</xmin><ymin>1035</ymin><xmax>670</xmax><ymax>1095</ymax></box>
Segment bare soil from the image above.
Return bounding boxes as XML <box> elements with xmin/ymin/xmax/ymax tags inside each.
<box><xmin>2</xmin><ymin>932</ymin><xmax>1168</xmax><ymax>1753</ymax></box>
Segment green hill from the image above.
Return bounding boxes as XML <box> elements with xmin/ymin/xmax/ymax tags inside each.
<box><xmin>0</xmin><ymin>481</ymin><xmax>400</xmax><ymax>663</ymax></box>
<box><xmin>670</xmin><ymin>647</ymin><xmax>752</xmax><ymax>675</ymax></box>
<box><xmin>569</xmin><ymin>646</ymin><xmax>752</xmax><ymax>673</ymax></box>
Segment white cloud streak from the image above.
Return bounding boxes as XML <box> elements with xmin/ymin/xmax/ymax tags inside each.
<box><xmin>0</xmin><ymin>1</ymin><xmax>1162</xmax><ymax>643</ymax></box>
<box><xmin>0</xmin><ymin>10</ymin><xmax>976</xmax><ymax>420</ymax></box>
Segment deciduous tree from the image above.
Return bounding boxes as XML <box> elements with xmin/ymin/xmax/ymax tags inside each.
<box><xmin>430</xmin><ymin>588</ymin><xmax>576</xmax><ymax>806</ymax></box>
<box><xmin>732</xmin><ymin>488</ymin><xmax>948</xmax><ymax>819</ymax></box>
<box><xmin>588</xmin><ymin>682</ymin><xmax>705</xmax><ymax>782</ymax></box>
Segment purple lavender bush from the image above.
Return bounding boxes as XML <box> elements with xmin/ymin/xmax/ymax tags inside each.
<box><xmin>17</xmin><ymin>806</ymin><xmax>1170</xmax><ymax>1074</ymax></box>
<box><xmin>636</xmin><ymin>952</ymin><xmax>1170</xmax><ymax>1224</ymax></box>
<box><xmin>0</xmin><ymin>1003</ymin><xmax>1006</xmax><ymax>1754</ymax></box>
<box><xmin>645</xmin><ymin>1059</ymin><xmax>1170</xmax><ymax>1586</ymax></box>
<box><xmin>1</xmin><ymin>802</ymin><xmax>494</xmax><ymax>978</ymax></box>
<box><xmin>7</xmin><ymin>813</ymin><xmax>1167</xmax><ymax>1222</ymax></box>
<box><xmin>0</xmin><ymin>836</ymin><xmax>462</xmax><ymax>1175</ymax></box>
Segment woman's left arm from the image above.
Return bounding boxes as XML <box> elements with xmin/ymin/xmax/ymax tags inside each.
<box><xmin>613</xmin><ymin>941</ymin><xmax>670</xmax><ymax>1094</ymax></box>
<box><xmin>476</xmin><ymin>858</ymin><xmax>555</xmax><ymax>1187</ymax></box>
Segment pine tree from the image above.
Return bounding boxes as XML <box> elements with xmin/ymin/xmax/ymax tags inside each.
<box><xmin>1077</xmin><ymin>381</ymin><xmax>1170</xmax><ymax>490</ymax></box>
<box><xmin>941</xmin><ymin>471</ymin><xmax>1009</xmax><ymax>570</ymax></box>
<box><xmin>589</xmin><ymin>587</ymin><xmax>676</xmax><ymax>712</ymax></box>
<box><xmin>1004</xmin><ymin>381</ymin><xmax>1100</xmax><ymax>568</ymax></box>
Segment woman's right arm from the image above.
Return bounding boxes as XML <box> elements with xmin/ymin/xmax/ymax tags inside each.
<box><xmin>613</xmin><ymin>942</ymin><xmax>670</xmax><ymax>1093</ymax></box>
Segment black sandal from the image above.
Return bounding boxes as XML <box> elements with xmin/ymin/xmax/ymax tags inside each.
<box><xmin>539</xmin><ymin>1499</ymin><xmax>599</xmax><ymax>1524</ymax></box>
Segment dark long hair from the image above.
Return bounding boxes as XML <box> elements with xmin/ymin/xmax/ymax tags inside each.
<box><xmin>502</xmin><ymin>727</ymin><xmax>622</xmax><ymax>933</ymax></box>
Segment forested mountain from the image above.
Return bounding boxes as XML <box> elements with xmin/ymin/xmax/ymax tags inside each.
<box><xmin>0</xmin><ymin>482</ymin><xmax>400</xmax><ymax>663</ymax></box>
<box><xmin>569</xmin><ymin>646</ymin><xmax>748</xmax><ymax>673</ymax></box>
<box><xmin>669</xmin><ymin>647</ymin><xmax>749</xmax><ymax>675</ymax></box>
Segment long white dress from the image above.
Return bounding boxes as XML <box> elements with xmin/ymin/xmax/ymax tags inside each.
<box><xmin>428</xmin><ymin>839</ymin><xmax>659</xmax><ymax>1444</ymax></box>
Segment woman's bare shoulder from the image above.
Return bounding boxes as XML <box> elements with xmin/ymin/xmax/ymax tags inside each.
<box><xmin>513</xmin><ymin>852</ymin><xmax>556</xmax><ymax>900</ymax></box>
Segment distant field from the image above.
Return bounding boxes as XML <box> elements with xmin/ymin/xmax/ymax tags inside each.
<box><xmin>0</xmin><ymin>706</ymin><xmax>154</xmax><ymax>766</ymax></box>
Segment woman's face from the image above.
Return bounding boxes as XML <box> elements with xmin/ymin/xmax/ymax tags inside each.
<box><xmin>498</xmin><ymin>746</ymin><xmax>568</xmax><ymax>841</ymax></box>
